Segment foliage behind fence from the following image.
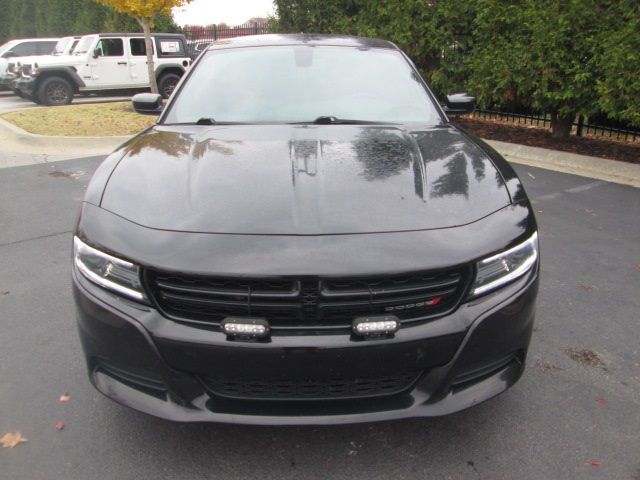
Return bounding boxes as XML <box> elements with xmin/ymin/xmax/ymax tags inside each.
<box><xmin>472</xmin><ymin>110</ymin><xmax>640</xmax><ymax>143</ymax></box>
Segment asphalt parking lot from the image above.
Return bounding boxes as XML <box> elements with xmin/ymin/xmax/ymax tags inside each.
<box><xmin>1</xmin><ymin>154</ymin><xmax>639</xmax><ymax>480</ymax></box>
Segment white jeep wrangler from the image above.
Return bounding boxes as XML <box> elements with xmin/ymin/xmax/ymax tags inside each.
<box><xmin>15</xmin><ymin>33</ymin><xmax>191</xmax><ymax>105</ymax></box>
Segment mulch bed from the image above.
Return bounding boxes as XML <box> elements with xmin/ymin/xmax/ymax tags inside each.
<box><xmin>453</xmin><ymin>116</ymin><xmax>640</xmax><ymax>165</ymax></box>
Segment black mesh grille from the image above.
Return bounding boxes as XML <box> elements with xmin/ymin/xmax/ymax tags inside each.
<box><xmin>145</xmin><ymin>267</ymin><xmax>471</xmax><ymax>332</ymax></box>
<box><xmin>200</xmin><ymin>371</ymin><xmax>422</xmax><ymax>400</ymax></box>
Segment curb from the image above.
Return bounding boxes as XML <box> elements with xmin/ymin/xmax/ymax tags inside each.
<box><xmin>486</xmin><ymin>139</ymin><xmax>640</xmax><ymax>189</ymax></box>
<box><xmin>0</xmin><ymin>116</ymin><xmax>131</xmax><ymax>157</ymax></box>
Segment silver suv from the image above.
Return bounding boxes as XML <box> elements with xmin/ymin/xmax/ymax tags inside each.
<box><xmin>0</xmin><ymin>37</ymin><xmax>59</xmax><ymax>90</ymax></box>
<box><xmin>1</xmin><ymin>36</ymin><xmax>80</xmax><ymax>96</ymax></box>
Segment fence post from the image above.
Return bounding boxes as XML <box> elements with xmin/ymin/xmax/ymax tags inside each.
<box><xmin>253</xmin><ymin>22</ymin><xmax>258</xmax><ymax>34</ymax></box>
<box><xmin>576</xmin><ymin>115</ymin><xmax>584</xmax><ymax>137</ymax></box>
<box><xmin>213</xmin><ymin>24</ymin><xmax>217</xmax><ymax>41</ymax></box>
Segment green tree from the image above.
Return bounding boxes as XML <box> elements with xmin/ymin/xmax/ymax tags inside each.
<box><xmin>271</xmin><ymin>0</ymin><xmax>362</xmax><ymax>34</ymax></box>
<box><xmin>0</xmin><ymin>0</ymin><xmax>178</xmax><ymax>42</ymax></box>
<box><xmin>10</xmin><ymin>0</ymin><xmax>38</xmax><ymax>37</ymax></box>
<box><xmin>596</xmin><ymin>0</ymin><xmax>640</xmax><ymax>127</ymax></box>
<box><xmin>0</xmin><ymin>0</ymin><xmax>11</xmax><ymax>43</ymax></box>
<box><xmin>463</xmin><ymin>0</ymin><xmax>609</xmax><ymax>137</ymax></box>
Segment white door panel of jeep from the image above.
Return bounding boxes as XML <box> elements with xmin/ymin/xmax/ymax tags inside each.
<box><xmin>127</xmin><ymin>38</ymin><xmax>151</xmax><ymax>86</ymax></box>
<box><xmin>89</xmin><ymin>38</ymin><xmax>131</xmax><ymax>89</ymax></box>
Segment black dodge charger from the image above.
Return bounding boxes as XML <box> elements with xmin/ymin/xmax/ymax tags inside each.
<box><xmin>72</xmin><ymin>34</ymin><xmax>539</xmax><ymax>425</ymax></box>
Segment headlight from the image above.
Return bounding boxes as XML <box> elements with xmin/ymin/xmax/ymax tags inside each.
<box><xmin>471</xmin><ymin>232</ymin><xmax>538</xmax><ymax>297</ymax></box>
<box><xmin>73</xmin><ymin>236</ymin><xmax>147</xmax><ymax>302</ymax></box>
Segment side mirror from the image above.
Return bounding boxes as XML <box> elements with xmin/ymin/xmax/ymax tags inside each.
<box><xmin>443</xmin><ymin>93</ymin><xmax>476</xmax><ymax>115</ymax></box>
<box><xmin>92</xmin><ymin>48</ymin><xmax>102</xmax><ymax>59</ymax></box>
<box><xmin>132</xmin><ymin>93</ymin><xmax>163</xmax><ymax>115</ymax></box>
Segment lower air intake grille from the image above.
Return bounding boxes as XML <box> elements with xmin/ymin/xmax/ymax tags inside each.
<box><xmin>200</xmin><ymin>371</ymin><xmax>422</xmax><ymax>401</ymax></box>
<box><xmin>145</xmin><ymin>267</ymin><xmax>471</xmax><ymax>333</ymax></box>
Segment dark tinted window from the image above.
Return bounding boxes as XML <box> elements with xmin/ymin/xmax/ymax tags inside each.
<box><xmin>36</xmin><ymin>41</ymin><xmax>57</xmax><ymax>55</ymax></box>
<box><xmin>11</xmin><ymin>41</ymin><xmax>44</xmax><ymax>56</ymax></box>
<box><xmin>130</xmin><ymin>38</ymin><xmax>153</xmax><ymax>56</ymax></box>
<box><xmin>96</xmin><ymin>38</ymin><xmax>124</xmax><ymax>57</ymax></box>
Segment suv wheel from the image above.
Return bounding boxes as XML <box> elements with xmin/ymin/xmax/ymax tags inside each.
<box><xmin>158</xmin><ymin>73</ymin><xmax>181</xmax><ymax>99</ymax></box>
<box><xmin>38</xmin><ymin>76</ymin><xmax>73</xmax><ymax>106</ymax></box>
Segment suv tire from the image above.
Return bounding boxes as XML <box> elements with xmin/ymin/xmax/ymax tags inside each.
<box><xmin>158</xmin><ymin>72</ymin><xmax>181</xmax><ymax>99</ymax></box>
<box><xmin>38</xmin><ymin>76</ymin><xmax>74</xmax><ymax>106</ymax></box>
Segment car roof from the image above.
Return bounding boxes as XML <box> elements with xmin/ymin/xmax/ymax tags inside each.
<box><xmin>206</xmin><ymin>34</ymin><xmax>398</xmax><ymax>51</ymax></box>
<box><xmin>95</xmin><ymin>33</ymin><xmax>185</xmax><ymax>38</ymax></box>
<box><xmin>13</xmin><ymin>38</ymin><xmax>60</xmax><ymax>42</ymax></box>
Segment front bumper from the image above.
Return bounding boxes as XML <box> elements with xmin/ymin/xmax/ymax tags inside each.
<box><xmin>73</xmin><ymin>263</ymin><xmax>538</xmax><ymax>425</ymax></box>
<box><xmin>0</xmin><ymin>74</ymin><xmax>11</xmax><ymax>90</ymax></box>
<box><xmin>13</xmin><ymin>76</ymin><xmax>37</xmax><ymax>97</ymax></box>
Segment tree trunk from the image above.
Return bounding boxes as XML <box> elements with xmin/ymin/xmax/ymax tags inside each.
<box><xmin>138</xmin><ymin>17</ymin><xmax>159</xmax><ymax>95</ymax></box>
<box><xmin>550</xmin><ymin>112</ymin><xmax>574</xmax><ymax>138</ymax></box>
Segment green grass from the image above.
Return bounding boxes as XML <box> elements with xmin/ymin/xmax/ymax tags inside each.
<box><xmin>1</xmin><ymin>101</ymin><xmax>157</xmax><ymax>136</ymax></box>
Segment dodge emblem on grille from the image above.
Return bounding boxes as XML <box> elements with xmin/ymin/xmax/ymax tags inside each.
<box><xmin>384</xmin><ymin>296</ymin><xmax>441</xmax><ymax>312</ymax></box>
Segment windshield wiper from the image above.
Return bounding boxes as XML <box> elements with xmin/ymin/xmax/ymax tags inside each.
<box><xmin>163</xmin><ymin>118</ymin><xmax>245</xmax><ymax>126</ymax></box>
<box><xmin>300</xmin><ymin>116</ymin><xmax>392</xmax><ymax>125</ymax></box>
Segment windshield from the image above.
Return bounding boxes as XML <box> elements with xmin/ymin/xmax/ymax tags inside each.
<box><xmin>74</xmin><ymin>35</ymin><xmax>96</xmax><ymax>55</ymax></box>
<box><xmin>163</xmin><ymin>45</ymin><xmax>441</xmax><ymax>125</ymax></box>
<box><xmin>53</xmin><ymin>37</ymin><xmax>71</xmax><ymax>55</ymax></box>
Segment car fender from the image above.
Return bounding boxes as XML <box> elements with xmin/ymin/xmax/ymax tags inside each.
<box><xmin>36</xmin><ymin>66</ymin><xmax>86</xmax><ymax>88</ymax></box>
<box><xmin>155</xmin><ymin>63</ymin><xmax>187</xmax><ymax>79</ymax></box>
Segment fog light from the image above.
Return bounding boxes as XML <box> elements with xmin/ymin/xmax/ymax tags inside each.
<box><xmin>221</xmin><ymin>318</ymin><xmax>270</xmax><ymax>338</ymax></box>
<box><xmin>353</xmin><ymin>316</ymin><xmax>399</xmax><ymax>336</ymax></box>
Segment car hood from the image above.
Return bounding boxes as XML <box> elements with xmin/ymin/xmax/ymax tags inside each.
<box><xmin>100</xmin><ymin>124</ymin><xmax>511</xmax><ymax>235</ymax></box>
<box><xmin>23</xmin><ymin>54</ymin><xmax>81</xmax><ymax>67</ymax></box>
<box><xmin>12</xmin><ymin>54</ymin><xmax>66</xmax><ymax>65</ymax></box>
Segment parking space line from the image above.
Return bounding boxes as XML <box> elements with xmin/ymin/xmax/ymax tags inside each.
<box><xmin>532</xmin><ymin>180</ymin><xmax>607</xmax><ymax>203</ymax></box>
<box><xmin>564</xmin><ymin>180</ymin><xmax>606</xmax><ymax>193</ymax></box>
<box><xmin>0</xmin><ymin>230</ymin><xmax>71</xmax><ymax>248</ymax></box>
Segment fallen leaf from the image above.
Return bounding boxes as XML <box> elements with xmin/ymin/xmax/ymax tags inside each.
<box><xmin>585</xmin><ymin>208</ymin><xmax>593</xmax><ymax>213</ymax></box>
<box><xmin>591</xmin><ymin>460</ymin><xmax>602</xmax><ymax>467</ymax></box>
<box><xmin>55</xmin><ymin>421</ymin><xmax>65</xmax><ymax>431</ymax></box>
<box><xmin>635</xmin><ymin>264</ymin><xmax>640</xmax><ymax>271</ymax></box>
<box><xmin>565</xmin><ymin>348</ymin><xmax>606</xmax><ymax>368</ymax></box>
<box><xmin>596</xmin><ymin>397</ymin><xmax>608</xmax><ymax>406</ymax></box>
<box><xmin>1</xmin><ymin>432</ymin><xmax>28</xmax><ymax>448</ymax></box>
<box><xmin>59</xmin><ymin>393</ymin><xmax>71</xmax><ymax>402</ymax></box>
<box><xmin>527</xmin><ymin>172</ymin><xmax>535</xmax><ymax>179</ymax></box>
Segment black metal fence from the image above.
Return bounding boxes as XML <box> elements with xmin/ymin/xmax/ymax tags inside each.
<box><xmin>472</xmin><ymin>109</ymin><xmax>640</xmax><ymax>143</ymax></box>
<box><xmin>182</xmin><ymin>22</ymin><xmax>269</xmax><ymax>43</ymax></box>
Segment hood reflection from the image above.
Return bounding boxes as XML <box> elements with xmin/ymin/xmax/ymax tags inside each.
<box><xmin>102</xmin><ymin>125</ymin><xmax>511</xmax><ymax>235</ymax></box>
